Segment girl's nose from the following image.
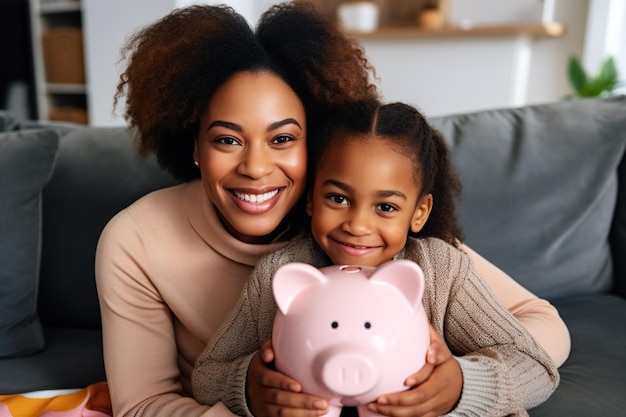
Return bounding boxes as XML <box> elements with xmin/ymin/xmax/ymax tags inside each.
<box><xmin>237</xmin><ymin>145</ymin><xmax>274</xmax><ymax>179</ymax></box>
<box><xmin>341</xmin><ymin>207</ymin><xmax>372</xmax><ymax>236</ymax></box>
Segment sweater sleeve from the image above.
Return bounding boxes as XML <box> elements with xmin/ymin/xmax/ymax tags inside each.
<box><xmin>416</xmin><ymin>240</ymin><xmax>560</xmax><ymax>417</ymax></box>
<box><xmin>96</xmin><ymin>209</ymin><xmax>236</xmax><ymax>417</ymax></box>
<box><xmin>460</xmin><ymin>243</ymin><xmax>571</xmax><ymax>367</ymax></box>
<box><xmin>192</xmin><ymin>257</ymin><xmax>278</xmax><ymax>417</ymax></box>
<box><xmin>192</xmin><ymin>237</ymin><xmax>330</xmax><ymax>417</ymax></box>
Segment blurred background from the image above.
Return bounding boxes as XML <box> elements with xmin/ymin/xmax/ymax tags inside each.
<box><xmin>1</xmin><ymin>0</ymin><xmax>624</xmax><ymax>126</ymax></box>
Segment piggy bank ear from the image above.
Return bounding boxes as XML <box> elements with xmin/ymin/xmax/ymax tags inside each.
<box><xmin>272</xmin><ymin>263</ymin><xmax>328</xmax><ymax>314</ymax></box>
<box><xmin>370</xmin><ymin>260</ymin><xmax>425</xmax><ymax>310</ymax></box>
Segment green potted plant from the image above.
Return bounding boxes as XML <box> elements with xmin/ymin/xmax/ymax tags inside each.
<box><xmin>566</xmin><ymin>55</ymin><xmax>622</xmax><ymax>98</ymax></box>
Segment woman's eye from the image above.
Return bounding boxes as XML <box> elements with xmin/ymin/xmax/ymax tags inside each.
<box><xmin>377</xmin><ymin>203</ymin><xmax>396</xmax><ymax>212</ymax></box>
<box><xmin>272</xmin><ymin>135</ymin><xmax>294</xmax><ymax>145</ymax></box>
<box><xmin>216</xmin><ymin>136</ymin><xmax>240</xmax><ymax>146</ymax></box>
<box><xmin>329</xmin><ymin>195</ymin><xmax>349</xmax><ymax>205</ymax></box>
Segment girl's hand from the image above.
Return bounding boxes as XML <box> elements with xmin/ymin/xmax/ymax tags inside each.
<box><xmin>247</xmin><ymin>339</ymin><xmax>329</xmax><ymax>417</ymax></box>
<box><xmin>366</xmin><ymin>325</ymin><xmax>462</xmax><ymax>417</ymax></box>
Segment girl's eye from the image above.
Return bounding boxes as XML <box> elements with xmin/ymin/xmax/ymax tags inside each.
<box><xmin>377</xmin><ymin>203</ymin><xmax>397</xmax><ymax>212</ymax></box>
<box><xmin>272</xmin><ymin>135</ymin><xmax>294</xmax><ymax>145</ymax></box>
<box><xmin>215</xmin><ymin>136</ymin><xmax>240</xmax><ymax>146</ymax></box>
<box><xmin>329</xmin><ymin>195</ymin><xmax>349</xmax><ymax>205</ymax></box>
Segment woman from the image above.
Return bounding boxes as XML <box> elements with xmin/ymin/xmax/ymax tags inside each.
<box><xmin>96</xmin><ymin>3</ymin><xmax>569</xmax><ymax>417</ymax></box>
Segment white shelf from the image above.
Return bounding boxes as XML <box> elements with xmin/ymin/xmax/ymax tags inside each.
<box><xmin>349</xmin><ymin>22</ymin><xmax>565</xmax><ymax>40</ymax></box>
<box><xmin>46</xmin><ymin>83</ymin><xmax>88</xmax><ymax>94</ymax></box>
<box><xmin>40</xmin><ymin>1</ymin><xmax>82</xmax><ymax>14</ymax></box>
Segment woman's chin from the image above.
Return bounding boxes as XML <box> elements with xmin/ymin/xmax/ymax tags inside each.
<box><xmin>226</xmin><ymin>218</ymin><xmax>286</xmax><ymax>244</ymax></box>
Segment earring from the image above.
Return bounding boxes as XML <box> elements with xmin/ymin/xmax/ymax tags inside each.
<box><xmin>194</xmin><ymin>160</ymin><xmax>199</xmax><ymax>167</ymax></box>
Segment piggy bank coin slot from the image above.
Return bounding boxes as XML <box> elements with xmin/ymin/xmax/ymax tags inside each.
<box><xmin>340</xmin><ymin>265</ymin><xmax>362</xmax><ymax>273</ymax></box>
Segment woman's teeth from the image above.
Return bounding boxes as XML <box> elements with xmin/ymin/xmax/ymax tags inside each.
<box><xmin>233</xmin><ymin>189</ymin><xmax>279</xmax><ymax>204</ymax></box>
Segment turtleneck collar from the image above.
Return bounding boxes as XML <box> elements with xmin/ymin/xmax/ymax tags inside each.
<box><xmin>182</xmin><ymin>180</ymin><xmax>296</xmax><ymax>267</ymax></box>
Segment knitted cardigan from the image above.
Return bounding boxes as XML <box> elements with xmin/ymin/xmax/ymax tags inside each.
<box><xmin>192</xmin><ymin>235</ymin><xmax>559</xmax><ymax>417</ymax></box>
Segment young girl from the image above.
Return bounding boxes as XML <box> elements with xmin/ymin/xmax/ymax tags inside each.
<box><xmin>191</xmin><ymin>100</ymin><xmax>559</xmax><ymax>417</ymax></box>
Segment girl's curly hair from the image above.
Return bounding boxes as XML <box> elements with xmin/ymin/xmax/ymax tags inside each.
<box><xmin>115</xmin><ymin>1</ymin><xmax>378</xmax><ymax>181</ymax></box>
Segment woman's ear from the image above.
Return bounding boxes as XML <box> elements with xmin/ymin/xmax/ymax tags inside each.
<box><xmin>306</xmin><ymin>190</ymin><xmax>313</xmax><ymax>217</ymax></box>
<box><xmin>410</xmin><ymin>193</ymin><xmax>433</xmax><ymax>233</ymax></box>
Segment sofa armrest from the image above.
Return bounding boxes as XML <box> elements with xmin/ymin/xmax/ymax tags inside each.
<box><xmin>610</xmin><ymin>152</ymin><xmax>626</xmax><ymax>299</ymax></box>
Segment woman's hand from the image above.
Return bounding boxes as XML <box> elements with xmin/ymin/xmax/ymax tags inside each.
<box><xmin>366</xmin><ymin>325</ymin><xmax>462</xmax><ymax>417</ymax></box>
<box><xmin>247</xmin><ymin>339</ymin><xmax>329</xmax><ymax>417</ymax></box>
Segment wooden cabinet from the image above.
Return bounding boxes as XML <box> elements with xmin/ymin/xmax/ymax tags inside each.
<box><xmin>29</xmin><ymin>0</ymin><xmax>88</xmax><ymax>124</ymax></box>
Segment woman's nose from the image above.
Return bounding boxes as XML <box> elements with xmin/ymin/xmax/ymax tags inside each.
<box><xmin>237</xmin><ymin>145</ymin><xmax>274</xmax><ymax>179</ymax></box>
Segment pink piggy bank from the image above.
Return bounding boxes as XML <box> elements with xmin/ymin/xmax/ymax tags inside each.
<box><xmin>272</xmin><ymin>260</ymin><xmax>430</xmax><ymax>417</ymax></box>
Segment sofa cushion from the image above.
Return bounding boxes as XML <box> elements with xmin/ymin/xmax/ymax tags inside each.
<box><xmin>38</xmin><ymin>125</ymin><xmax>180</xmax><ymax>328</ymax></box>
<box><xmin>0</xmin><ymin>129</ymin><xmax>59</xmax><ymax>357</ymax></box>
<box><xmin>431</xmin><ymin>96</ymin><xmax>626</xmax><ymax>300</ymax></box>
<box><xmin>0</xmin><ymin>327</ymin><xmax>105</xmax><ymax>394</ymax></box>
<box><xmin>528</xmin><ymin>294</ymin><xmax>626</xmax><ymax>417</ymax></box>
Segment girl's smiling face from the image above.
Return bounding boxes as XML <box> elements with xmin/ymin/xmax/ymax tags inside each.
<box><xmin>308</xmin><ymin>136</ymin><xmax>432</xmax><ymax>266</ymax></box>
<box><xmin>195</xmin><ymin>71</ymin><xmax>307</xmax><ymax>243</ymax></box>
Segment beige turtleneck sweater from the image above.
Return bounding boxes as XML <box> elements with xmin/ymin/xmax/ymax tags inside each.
<box><xmin>95</xmin><ymin>180</ymin><xmax>289</xmax><ymax>417</ymax></box>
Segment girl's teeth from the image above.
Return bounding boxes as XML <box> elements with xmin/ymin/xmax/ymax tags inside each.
<box><xmin>345</xmin><ymin>242</ymin><xmax>367</xmax><ymax>249</ymax></box>
<box><xmin>233</xmin><ymin>189</ymin><xmax>279</xmax><ymax>203</ymax></box>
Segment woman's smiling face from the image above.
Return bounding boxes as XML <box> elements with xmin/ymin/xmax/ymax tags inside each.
<box><xmin>195</xmin><ymin>70</ymin><xmax>307</xmax><ymax>243</ymax></box>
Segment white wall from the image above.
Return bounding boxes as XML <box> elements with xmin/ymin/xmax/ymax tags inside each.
<box><xmin>583</xmin><ymin>0</ymin><xmax>626</xmax><ymax>95</ymax></box>
<box><xmin>361</xmin><ymin>0</ymin><xmax>590</xmax><ymax>116</ymax></box>
<box><xmin>174</xmin><ymin>0</ymin><xmax>258</xmax><ymax>24</ymax></box>
<box><xmin>447</xmin><ymin>0</ymin><xmax>544</xmax><ymax>26</ymax></box>
<box><xmin>83</xmin><ymin>0</ymin><xmax>611</xmax><ymax>125</ymax></box>
<box><xmin>83</xmin><ymin>0</ymin><xmax>274</xmax><ymax>126</ymax></box>
<box><xmin>525</xmin><ymin>2</ymin><xmax>589</xmax><ymax>106</ymax></box>
<box><xmin>83</xmin><ymin>0</ymin><xmax>176</xmax><ymax>126</ymax></box>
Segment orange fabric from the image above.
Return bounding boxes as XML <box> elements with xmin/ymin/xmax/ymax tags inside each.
<box><xmin>0</xmin><ymin>383</ymin><xmax>112</xmax><ymax>417</ymax></box>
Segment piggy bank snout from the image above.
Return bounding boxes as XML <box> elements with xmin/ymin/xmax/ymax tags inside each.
<box><xmin>317</xmin><ymin>347</ymin><xmax>380</xmax><ymax>397</ymax></box>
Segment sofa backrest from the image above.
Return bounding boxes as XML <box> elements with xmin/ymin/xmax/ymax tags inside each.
<box><xmin>431</xmin><ymin>95</ymin><xmax>626</xmax><ymax>300</ymax></box>
<box><xmin>38</xmin><ymin>125</ymin><xmax>180</xmax><ymax>328</ymax></box>
<box><xmin>32</xmin><ymin>96</ymin><xmax>626</xmax><ymax>330</ymax></box>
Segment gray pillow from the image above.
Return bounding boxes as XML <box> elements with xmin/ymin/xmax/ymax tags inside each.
<box><xmin>0</xmin><ymin>111</ymin><xmax>19</xmax><ymax>132</ymax></box>
<box><xmin>0</xmin><ymin>129</ymin><xmax>59</xmax><ymax>357</ymax></box>
<box><xmin>431</xmin><ymin>96</ymin><xmax>626</xmax><ymax>300</ymax></box>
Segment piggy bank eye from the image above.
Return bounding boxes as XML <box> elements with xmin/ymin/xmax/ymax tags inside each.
<box><xmin>364</xmin><ymin>322</ymin><xmax>371</xmax><ymax>329</ymax></box>
<box><xmin>331</xmin><ymin>321</ymin><xmax>339</xmax><ymax>329</ymax></box>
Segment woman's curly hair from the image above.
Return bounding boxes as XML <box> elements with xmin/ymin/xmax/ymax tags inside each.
<box><xmin>115</xmin><ymin>1</ymin><xmax>378</xmax><ymax>181</ymax></box>
<box><xmin>309</xmin><ymin>100</ymin><xmax>464</xmax><ymax>246</ymax></box>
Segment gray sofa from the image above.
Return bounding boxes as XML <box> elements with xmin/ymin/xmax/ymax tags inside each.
<box><xmin>1</xmin><ymin>95</ymin><xmax>624</xmax><ymax>416</ymax></box>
